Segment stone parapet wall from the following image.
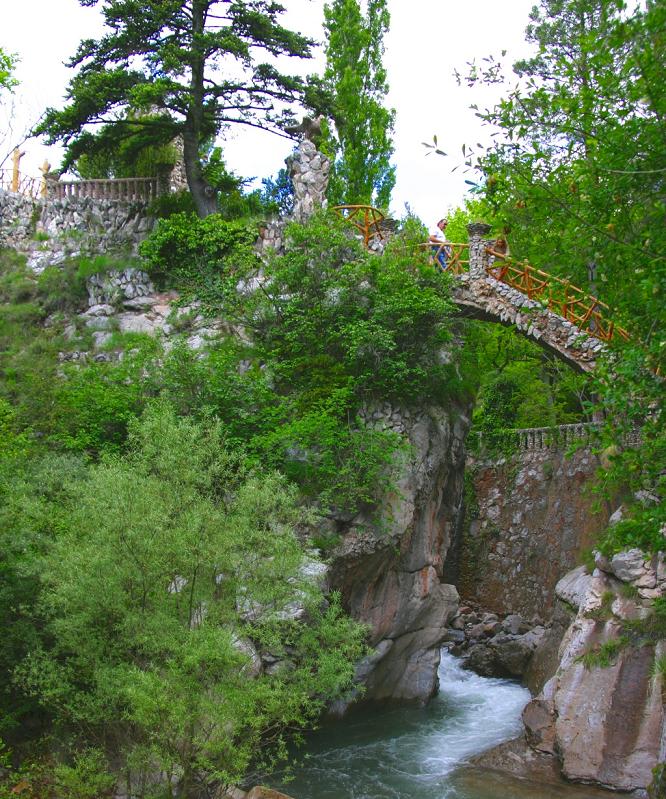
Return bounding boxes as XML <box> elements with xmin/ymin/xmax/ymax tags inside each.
<box><xmin>41</xmin><ymin>196</ymin><xmax>154</xmax><ymax>251</ymax></box>
<box><xmin>456</xmin><ymin>445</ymin><xmax>612</xmax><ymax>620</ymax></box>
<box><xmin>0</xmin><ymin>190</ymin><xmax>154</xmax><ymax>256</ymax></box>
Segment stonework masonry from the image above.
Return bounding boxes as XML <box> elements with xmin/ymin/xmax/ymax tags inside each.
<box><xmin>456</xmin><ymin>445</ymin><xmax>613</xmax><ymax>621</ymax></box>
<box><xmin>0</xmin><ymin>189</ymin><xmax>154</xmax><ymax>260</ymax></box>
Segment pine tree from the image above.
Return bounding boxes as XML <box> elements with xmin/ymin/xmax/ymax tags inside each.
<box><xmin>36</xmin><ymin>1</ymin><xmax>315</xmax><ymax>217</ymax></box>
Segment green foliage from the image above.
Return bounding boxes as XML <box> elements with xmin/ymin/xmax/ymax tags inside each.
<box><xmin>36</xmin><ymin>0</ymin><xmax>317</xmax><ymax>217</ymax></box>
<box><xmin>651</xmin><ymin>654</ymin><xmax>666</xmax><ymax>681</ymax></box>
<box><xmin>151</xmin><ymin>213</ymin><xmax>459</xmax><ymax>517</ymax></box>
<box><xmin>16</xmin><ymin>405</ymin><xmax>365</xmax><ymax>796</ymax></box>
<box><xmin>139</xmin><ymin>212</ymin><xmax>256</xmax><ymax>289</ymax></box>
<box><xmin>249</xmin><ymin>213</ymin><xmax>456</xmax><ymax>405</ymax></box>
<box><xmin>321</xmin><ymin>0</ymin><xmax>396</xmax><ymax>206</ymax></box>
<box><xmin>463</xmin><ymin>0</ymin><xmax>666</xmax><ymax>341</ymax></box>
<box><xmin>578</xmin><ymin>636</ymin><xmax>629</xmax><ymax>669</ymax></box>
<box><xmin>0</xmin><ymin>48</ymin><xmax>17</xmax><ymax>96</ymax></box>
<box><xmin>71</xmin><ymin>113</ymin><xmax>178</xmax><ymax>180</ymax></box>
<box><xmin>0</xmin><ymin>452</ymin><xmax>88</xmax><ymax>743</ymax></box>
<box><xmin>649</xmin><ymin>762</ymin><xmax>666</xmax><ymax>799</ymax></box>
<box><xmin>455</xmin><ymin>1</ymin><xmax>665</xmax><ymax>555</ymax></box>
<box><xmin>261</xmin><ymin>168</ymin><xmax>294</xmax><ymax>216</ymax></box>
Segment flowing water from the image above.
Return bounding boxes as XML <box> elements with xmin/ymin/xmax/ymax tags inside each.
<box><xmin>272</xmin><ymin>651</ymin><xmax>611</xmax><ymax>799</ymax></box>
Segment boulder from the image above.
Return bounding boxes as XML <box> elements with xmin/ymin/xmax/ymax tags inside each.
<box><xmin>555</xmin><ymin>565</ymin><xmax>591</xmax><ymax>609</ymax></box>
<box><xmin>610</xmin><ymin>548</ymin><xmax>651</xmax><ymax>583</ymax></box>
<box><xmin>522</xmin><ymin>699</ymin><xmax>557</xmax><ymax>755</ymax></box>
<box><xmin>491</xmin><ymin>627</ymin><xmax>546</xmax><ymax>677</ymax></box>
<box><xmin>502</xmin><ymin>613</ymin><xmax>523</xmax><ymax>635</ymax></box>
<box><xmin>463</xmin><ymin>644</ymin><xmax>497</xmax><ymax>676</ymax></box>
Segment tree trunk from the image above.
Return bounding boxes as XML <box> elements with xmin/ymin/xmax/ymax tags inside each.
<box><xmin>184</xmin><ymin>0</ymin><xmax>218</xmax><ymax>218</ymax></box>
<box><xmin>183</xmin><ymin>126</ymin><xmax>218</xmax><ymax>217</ymax></box>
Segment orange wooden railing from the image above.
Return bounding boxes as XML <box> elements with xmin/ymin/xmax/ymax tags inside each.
<box><xmin>0</xmin><ymin>169</ymin><xmax>42</xmax><ymax>199</ymax></box>
<box><xmin>424</xmin><ymin>242</ymin><xmax>469</xmax><ymax>275</ymax></box>
<box><xmin>332</xmin><ymin>205</ymin><xmax>629</xmax><ymax>346</ymax></box>
<box><xmin>484</xmin><ymin>249</ymin><xmax>629</xmax><ymax>343</ymax></box>
<box><xmin>333</xmin><ymin>204</ymin><xmax>386</xmax><ymax>246</ymax></box>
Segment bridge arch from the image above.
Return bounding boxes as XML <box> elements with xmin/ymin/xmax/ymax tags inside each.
<box><xmin>335</xmin><ymin>209</ymin><xmax>626</xmax><ymax>373</ymax></box>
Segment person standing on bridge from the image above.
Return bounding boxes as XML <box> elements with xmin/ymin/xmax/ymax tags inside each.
<box><xmin>429</xmin><ymin>218</ymin><xmax>451</xmax><ymax>270</ymax></box>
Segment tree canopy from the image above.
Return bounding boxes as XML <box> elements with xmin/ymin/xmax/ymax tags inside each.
<box><xmin>459</xmin><ymin>0</ymin><xmax>665</xmax><ymax>553</ymax></box>
<box><xmin>0</xmin><ymin>47</ymin><xmax>17</xmax><ymax>97</ymax></box>
<box><xmin>321</xmin><ymin>0</ymin><xmax>396</xmax><ymax>208</ymax></box>
<box><xmin>462</xmin><ymin>0</ymin><xmax>665</xmax><ymax>343</ymax></box>
<box><xmin>36</xmin><ymin>0</ymin><xmax>319</xmax><ymax>217</ymax></box>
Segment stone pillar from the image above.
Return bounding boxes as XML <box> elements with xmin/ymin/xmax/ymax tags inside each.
<box><xmin>44</xmin><ymin>172</ymin><xmax>60</xmax><ymax>200</ymax></box>
<box><xmin>466</xmin><ymin>221</ymin><xmax>492</xmax><ymax>279</ymax></box>
<box><xmin>288</xmin><ymin>140</ymin><xmax>330</xmax><ymax>223</ymax></box>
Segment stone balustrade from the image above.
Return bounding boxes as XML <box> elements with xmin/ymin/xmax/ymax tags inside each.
<box><xmin>471</xmin><ymin>422</ymin><xmax>599</xmax><ymax>453</ymax></box>
<box><xmin>48</xmin><ymin>177</ymin><xmax>159</xmax><ymax>202</ymax></box>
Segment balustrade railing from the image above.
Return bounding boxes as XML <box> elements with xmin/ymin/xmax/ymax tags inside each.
<box><xmin>471</xmin><ymin>421</ymin><xmax>640</xmax><ymax>453</ymax></box>
<box><xmin>471</xmin><ymin>422</ymin><xmax>600</xmax><ymax>453</ymax></box>
<box><xmin>1</xmin><ymin>170</ymin><xmax>160</xmax><ymax>202</ymax></box>
<box><xmin>50</xmin><ymin>177</ymin><xmax>159</xmax><ymax>201</ymax></box>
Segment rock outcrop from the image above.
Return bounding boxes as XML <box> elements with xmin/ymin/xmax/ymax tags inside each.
<box><xmin>485</xmin><ymin>548</ymin><xmax>666</xmax><ymax>794</ymax></box>
<box><xmin>328</xmin><ymin>403</ymin><xmax>470</xmax><ymax>703</ymax></box>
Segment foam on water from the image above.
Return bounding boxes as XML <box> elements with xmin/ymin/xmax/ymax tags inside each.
<box><xmin>273</xmin><ymin>650</ymin><xmax>531</xmax><ymax>799</ymax></box>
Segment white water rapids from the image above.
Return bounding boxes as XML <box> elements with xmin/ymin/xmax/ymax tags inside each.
<box><xmin>270</xmin><ymin>649</ymin><xmax>617</xmax><ymax>799</ymax></box>
<box><xmin>272</xmin><ymin>650</ymin><xmax>532</xmax><ymax>799</ymax></box>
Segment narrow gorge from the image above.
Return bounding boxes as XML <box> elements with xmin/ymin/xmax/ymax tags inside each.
<box><xmin>0</xmin><ymin>137</ymin><xmax>663</xmax><ymax>799</ymax></box>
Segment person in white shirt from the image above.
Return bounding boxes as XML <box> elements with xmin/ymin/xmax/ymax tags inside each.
<box><xmin>429</xmin><ymin>218</ymin><xmax>450</xmax><ymax>269</ymax></box>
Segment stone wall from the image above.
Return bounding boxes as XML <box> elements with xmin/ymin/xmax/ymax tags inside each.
<box><xmin>0</xmin><ymin>189</ymin><xmax>153</xmax><ymax>259</ymax></box>
<box><xmin>455</xmin><ymin>445</ymin><xmax>613</xmax><ymax>621</ymax></box>
<box><xmin>0</xmin><ymin>189</ymin><xmax>40</xmax><ymax>249</ymax></box>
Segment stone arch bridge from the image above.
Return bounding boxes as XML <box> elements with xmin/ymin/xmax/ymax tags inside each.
<box><xmin>335</xmin><ymin>207</ymin><xmax>628</xmax><ymax>374</ymax></box>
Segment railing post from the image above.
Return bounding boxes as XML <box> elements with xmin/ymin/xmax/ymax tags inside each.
<box><xmin>466</xmin><ymin>222</ymin><xmax>492</xmax><ymax>279</ymax></box>
<box><xmin>11</xmin><ymin>147</ymin><xmax>25</xmax><ymax>193</ymax></box>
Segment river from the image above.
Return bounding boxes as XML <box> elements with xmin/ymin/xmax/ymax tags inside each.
<box><xmin>271</xmin><ymin>650</ymin><xmax>611</xmax><ymax>799</ymax></box>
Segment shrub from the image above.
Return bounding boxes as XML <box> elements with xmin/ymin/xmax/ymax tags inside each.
<box><xmin>139</xmin><ymin>212</ymin><xmax>256</xmax><ymax>288</ymax></box>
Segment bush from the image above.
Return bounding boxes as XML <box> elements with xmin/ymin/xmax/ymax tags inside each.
<box><xmin>139</xmin><ymin>212</ymin><xmax>257</xmax><ymax>288</ymax></box>
<box><xmin>16</xmin><ymin>405</ymin><xmax>365</xmax><ymax>795</ymax></box>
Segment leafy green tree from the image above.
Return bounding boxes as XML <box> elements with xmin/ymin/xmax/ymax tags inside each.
<box><xmin>72</xmin><ymin>113</ymin><xmax>179</xmax><ymax>180</ymax></box>
<box><xmin>461</xmin><ymin>0</ymin><xmax>665</xmax><ymax>551</ymax></box>
<box><xmin>18</xmin><ymin>405</ymin><xmax>365</xmax><ymax>797</ymax></box>
<box><xmin>463</xmin><ymin>0</ymin><xmax>665</xmax><ymax>341</ymax></box>
<box><xmin>0</xmin><ymin>47</ymin><xmax>17</xmax><ymax>95</ymax></box>
<box><xmin>321</xmin><ymin>0</ymin><xmax>396</xmax><ymax>207</ymax></box>
<box><xmin>36</xmin><ymin>1</ymin><xmax>317</xmax><ymax>217</ymax></box>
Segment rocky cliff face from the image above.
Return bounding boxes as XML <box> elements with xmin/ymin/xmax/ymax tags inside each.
<box><xmin>329</xmin><ymin>403</ymin><xmax>470</xmax><ymax>703</ymax></box>
<box><xmin>524</xmin><ymin>550</ymin><xmax>665</xmax><ymax>793</ymax></box>
<box><xmin>479</xmin><ymin>547</ymin><xmax>665</xmax><ymax>794</ymax></box>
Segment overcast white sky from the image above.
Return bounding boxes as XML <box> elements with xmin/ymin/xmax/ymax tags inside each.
<box><xmin>1</xmin><ymin>0</ymin><xmax>537</xmax><ymax>223</ymax></box>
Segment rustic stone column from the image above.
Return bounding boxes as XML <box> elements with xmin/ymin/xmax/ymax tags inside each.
<box><xmin>288</xmin><ymin>140</ymin><xmax>330</xmax><ymax>223</ymax></box>
<box><xmin>466</xmin><ymin>221</ymin><xmax>492</xmax><ymax>279</ymax></box>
